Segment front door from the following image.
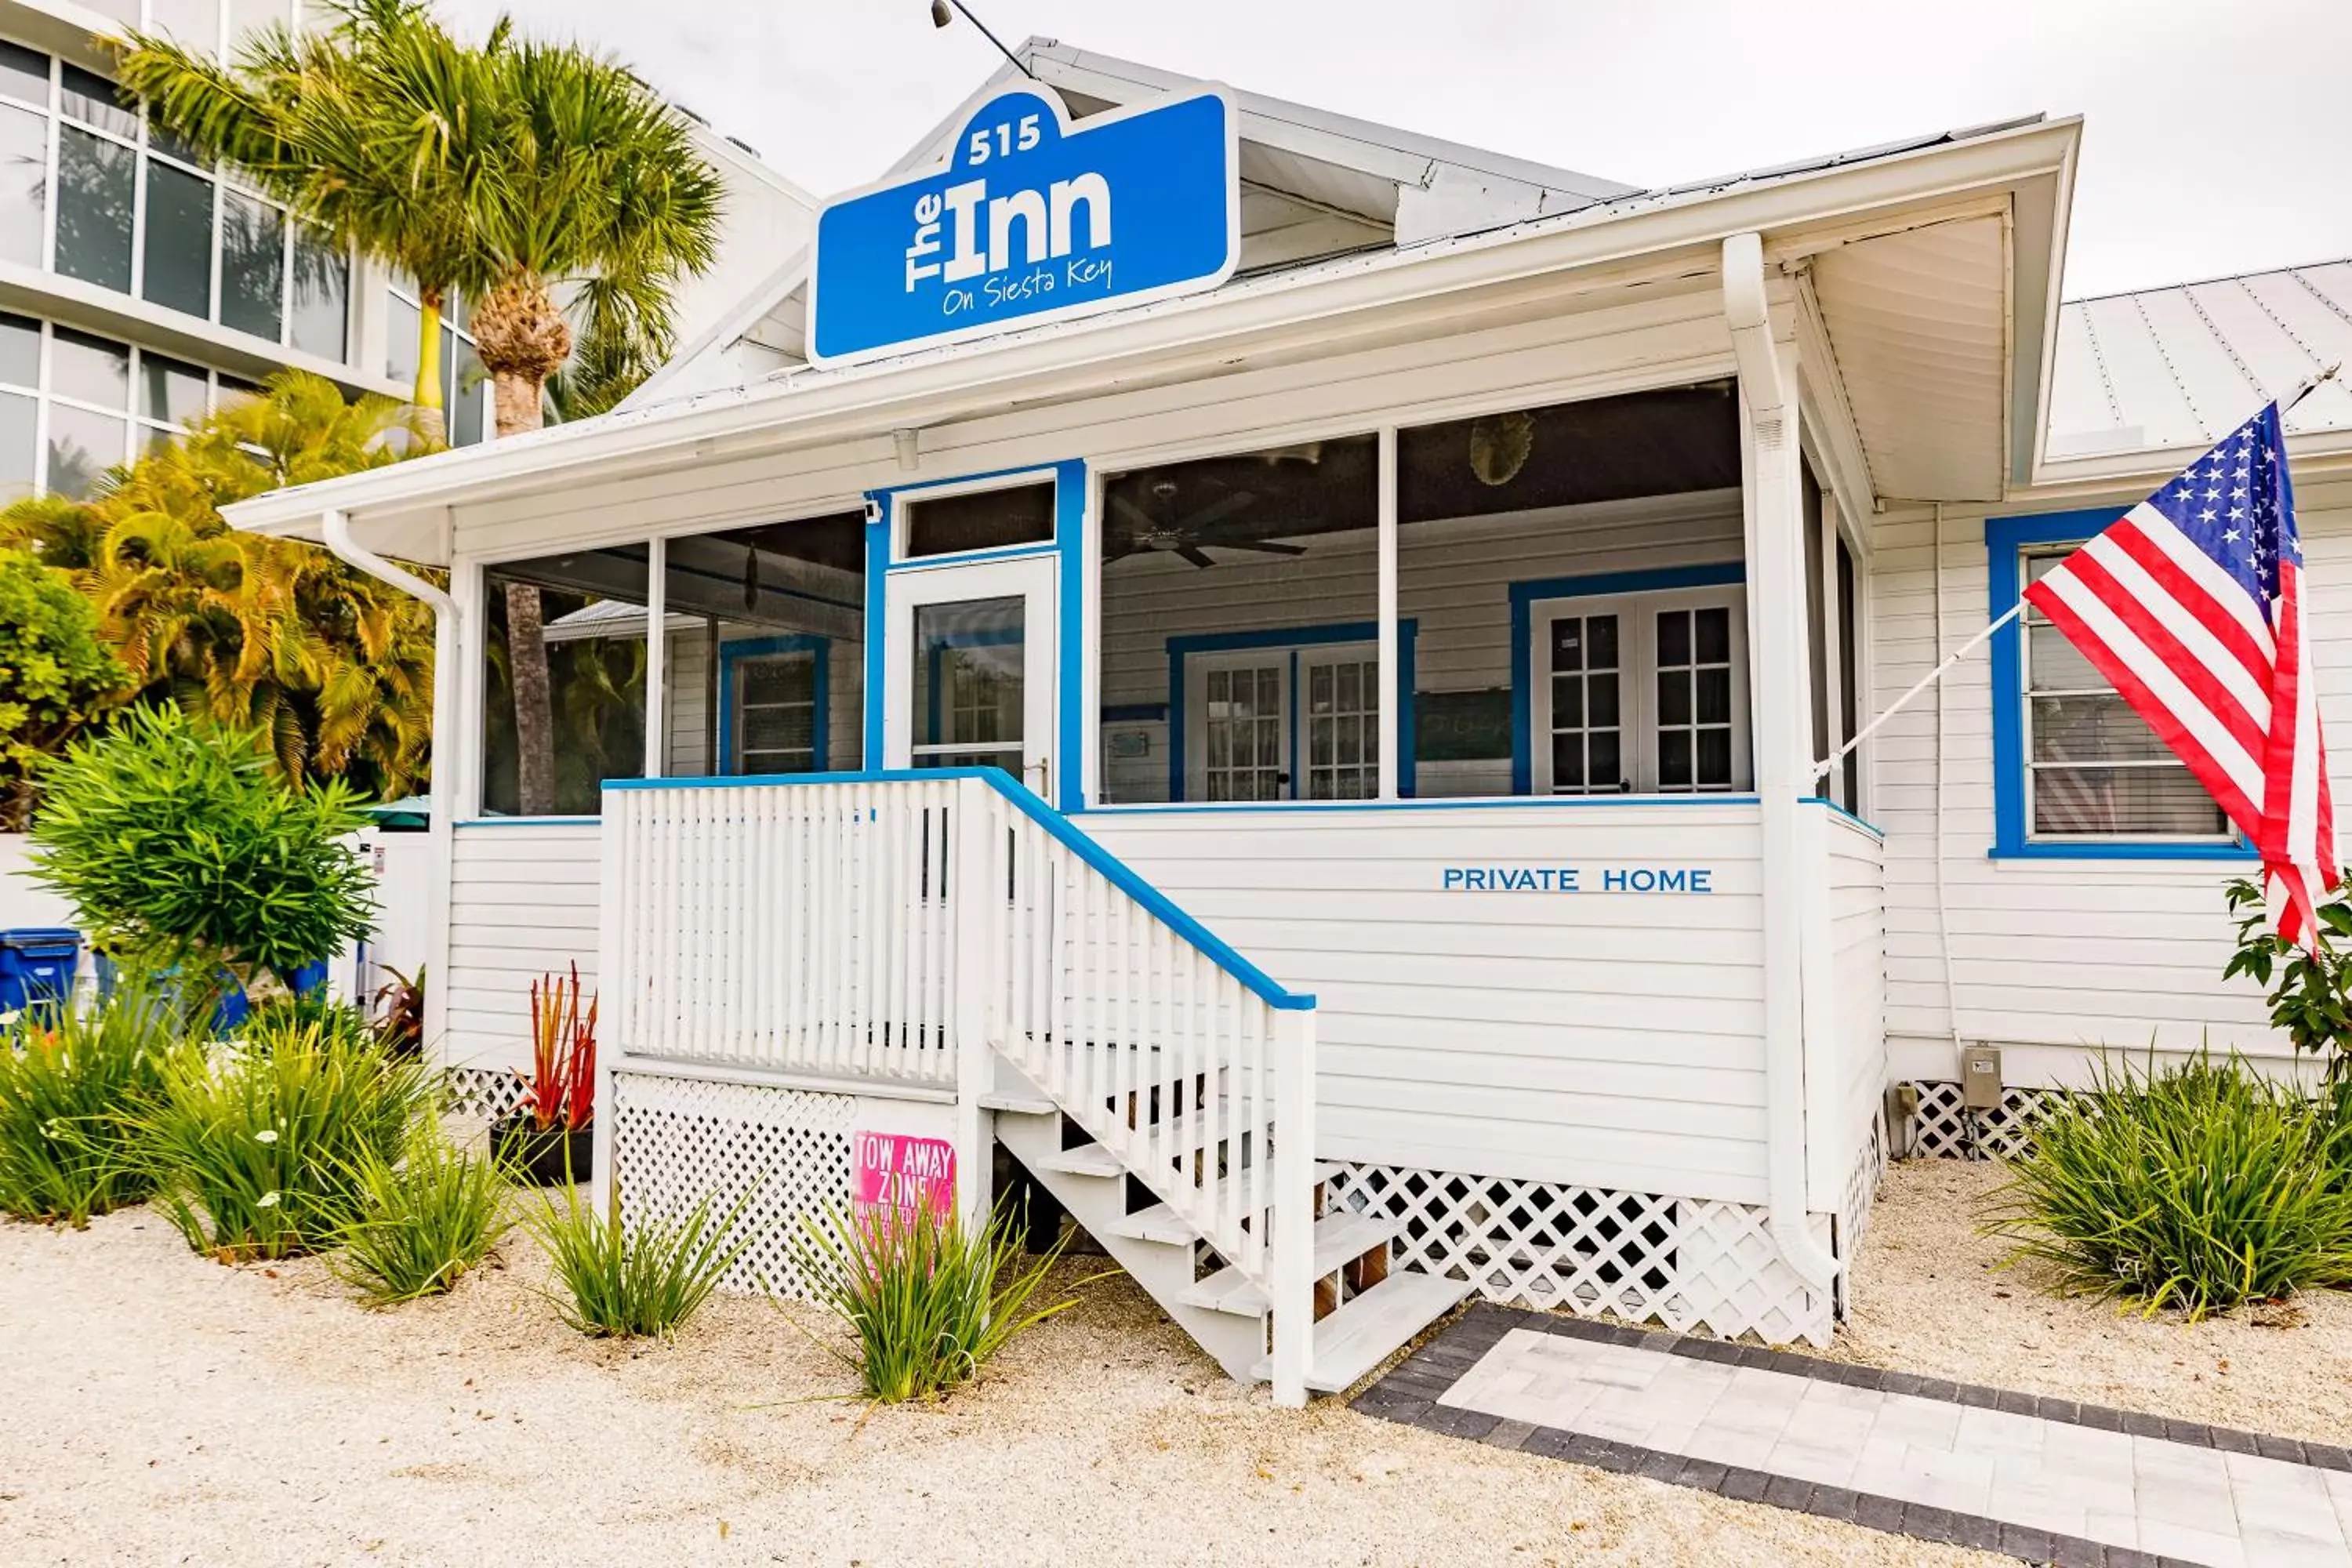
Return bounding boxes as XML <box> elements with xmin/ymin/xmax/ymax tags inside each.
<box><xmin>884</xmin><ymin>555</ymin><xmax>1059</xmax><ymax>800</ymax></box>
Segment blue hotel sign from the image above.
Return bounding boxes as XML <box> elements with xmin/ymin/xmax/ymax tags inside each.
<box><xmin>807</xmin><ymin>85</ymin><xmax>1240</xmax><ymax>366</ymax></box>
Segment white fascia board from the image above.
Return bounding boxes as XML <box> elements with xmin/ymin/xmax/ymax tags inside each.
<box><xmin>2026</xmin><ymin>430</ymin><xmax>2352</xmax><ymax>497</ymax></box>
<box><xmin>224</xmin><ymin>116</ymin><xmax>2082</xmax><ymax>545</ymax></box>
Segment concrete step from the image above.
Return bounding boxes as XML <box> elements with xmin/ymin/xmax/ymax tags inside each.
<box><xmin>1174</xmin><ymin>1209</ymin><xmax>1397</xmax><ymax>1318</ymax></box>
<box><xmin>1250</xmin><ymin>1269</ymin><xmax>1472</xmax><ymax>1393</ymax></box>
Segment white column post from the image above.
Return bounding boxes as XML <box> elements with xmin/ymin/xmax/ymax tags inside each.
<box><xmin>951</xmin><ymin>778</ymin><xmax>996</xmax><ymax>1234</ymax></box>
<box><xmin>644</xmin><ymin>535</ymin><xmax>667</xmax><ymax>778</ymax></box>
<box><xmin>590</xmin><ymin>787</ymin><xmax>623</xmax><ymax>1220</ymax></box>
<box><xmin>1377</xmin><ymin>427</ymin><xmax>1399</xmax><ymax>801</ymax></box>
<box><xmin>1269</xmin><ymin>1004</ymin><xmax>1317</xmax><ymax>1408</ymax></box>
<box><xmin>1724</xmin><ymin>232</ymin><xmax>1838</xmax><ymax>1303</ymax></box>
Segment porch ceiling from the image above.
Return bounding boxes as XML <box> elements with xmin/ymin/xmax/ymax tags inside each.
<box><xmin>1807</xmin><ymin>215</ymin><xmax>2009</xmax><ymax>503</ymax></box>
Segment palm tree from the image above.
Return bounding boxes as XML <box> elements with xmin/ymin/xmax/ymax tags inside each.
<box><xmin>0</xmin><ymin>372</ymin><xmax>440</xmax><ymax>796</ymax></box>
<box><xmin>115</xmin><ymin>0</ymin><xmax>479</xmax><ymax>433</ymax></box>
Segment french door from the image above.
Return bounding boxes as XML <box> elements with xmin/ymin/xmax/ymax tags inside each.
<box><xmin>1531</xmin><ymin>587</ymin><xmax>1750</xmax><ymax>794</ymax></box>
<box><xmin>1184</xmin><ymin>641</ymin><xmax>1379</xmax><ymax>801</ymax></box>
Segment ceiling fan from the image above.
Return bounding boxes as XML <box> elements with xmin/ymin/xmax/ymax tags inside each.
<box><xmin>1102</xmin><ymin>486</ymin><xmax>1310</xmax><ymax>570</ymax></box>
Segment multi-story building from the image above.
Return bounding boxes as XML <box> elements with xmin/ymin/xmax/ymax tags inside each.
<box><xmin>0</xmin><ymin>0</ymin><xmax>811</xmax><ymax>501</ymax></box>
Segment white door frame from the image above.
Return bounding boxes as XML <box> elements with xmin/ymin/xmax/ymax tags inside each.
<box><xmin>883</xmin><ymin>554</ymin><xmax>1060</xmax><ymax>800</ymax></box>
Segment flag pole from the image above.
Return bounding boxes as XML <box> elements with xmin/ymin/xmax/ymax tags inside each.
<box><xmin>1811</xmin><ymin>368</ymin><xmax>2339</xmax><ymax>787</ymax></box>
<box><xmin>1813</xmin><ymin>601</ymin><xmax>2024</xmax><ymax>784</ymax></box>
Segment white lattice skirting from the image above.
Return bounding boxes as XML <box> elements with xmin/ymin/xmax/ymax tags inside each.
<box><xmin>1327</xmin><ymin>1163</ymin><xmax>1837</xmax><ymax>1347</ymax></box>
<box><xmin>608</xmin><ymin>1071</ymin><xmax>855</xmax><ymax>1298</ymax></box>
<box><xmin>1904</xmin><ymin>1080</ymin><xmax>2061</xmax><ymax>1161</ymax></box>
<box><xmin>441</xmin><ymin>1065</ymin><xmax>526</xmax><ymax>1125</ymax></box>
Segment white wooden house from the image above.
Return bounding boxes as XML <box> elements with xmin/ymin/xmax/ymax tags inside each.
<box><xmin>222</xmin><ymin>41</ymin><xmax>2352</xmax><ymax>1404</ymax></box>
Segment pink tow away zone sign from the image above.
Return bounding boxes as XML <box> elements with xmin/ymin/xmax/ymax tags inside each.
<box><xmin>851</xmin><ymin>1131</ymin><xmax>957</xmax><ymax>1220</ymax></box>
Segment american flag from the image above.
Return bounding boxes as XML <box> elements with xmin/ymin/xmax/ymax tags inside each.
<box><xmin>2024</xmin><ymin>403</ymin><xmax>2337</xmax><ymax>947</ymax></box>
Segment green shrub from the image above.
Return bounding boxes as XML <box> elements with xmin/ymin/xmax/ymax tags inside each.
<box><xmin>526</xmin><ymin>1177</ymin><xmax>752</xmax><ymax>1339</ymax></box>
<box><xmin>2223</xmin><ymin>877</ymin><xmax>2352</xmax><ymax>1079</ymax></box>
<box><xmin>241</xmin><ymin>993</ymin><xmax>375</xmax><ymax>1054</ymax></box>
<box><xmin>27</xmin><ymin>703</ymin><xmax>376</xmax><ymax>989</ymax></box>
<box><xmin>328</xmin><ymin>1120</ymin><xmax>515</xmax><ymax>1304</ymax></box>
<box><xmin>793</xmin><ymin>1192</ymin><xmax>1082</xmax><ymax>1403</ymax></box>
<box><xmin>1987</xmin><ymin>1054</ymin><xmax>2352</xmax><ymax>1319</ymax></box>
<box><xmin>140</xmin><ymin>1017</ymin><xmax>431</xmax><ymax>1261</ymax></box>
<box><xmin>0</xmin><ymin>546</ymin><xmax>132</xmax><ymax>831</ymax></box>
<box><xmin>0</xmin><ymin>973</ymin><xmax>175</xmax><ymax>1225</ymax></box>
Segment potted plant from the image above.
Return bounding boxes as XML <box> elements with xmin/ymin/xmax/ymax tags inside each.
<box><xmin>491</xmin><ymin>963</ymin><xmax>597</xmax><ymax>1185</ymax></box>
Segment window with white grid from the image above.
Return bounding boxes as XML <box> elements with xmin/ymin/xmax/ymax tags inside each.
<box><xmin>1303</xmin><ymin>652</ymin><xmax>1378</xmax><ymax>800</ymax></box>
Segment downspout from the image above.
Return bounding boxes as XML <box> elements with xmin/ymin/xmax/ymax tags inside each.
<box><xmin>321</xmin><ymin>508</ymin><xmax>460</xmax><ymax>1069</ymax></box>
<box><xmin>1722</xmin><ymin>233</ymin><xmax>1840</xmax><ymax>1298</ymax></box>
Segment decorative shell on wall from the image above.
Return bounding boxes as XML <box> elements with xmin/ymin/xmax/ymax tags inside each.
<box><xmin>1468</xmin><ymin>410</ymin><xmax>1535</xmax><ymax>487</ymax></box>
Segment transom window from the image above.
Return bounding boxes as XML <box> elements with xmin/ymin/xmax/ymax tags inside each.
<box><xmin>2020</xmin><ymin>547</ymin><xmax>2230</xmax><ymax>840</ymax></box>
<box><xmin>1531</xmin><ymin>586</ymin><xmax>1748</xmax><ymax>794</ymax></box>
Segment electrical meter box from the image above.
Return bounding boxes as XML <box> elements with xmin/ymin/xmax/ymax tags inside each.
<box><xmin>1962</xmin><ymin>1047</ymin><xmax>2004</xmax><ymax>1111</ymax></box>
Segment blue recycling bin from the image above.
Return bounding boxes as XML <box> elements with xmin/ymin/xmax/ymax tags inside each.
<box><xmin>0</xmin><ymin>927</ymin><xmax>82</xmax><ymax>1017</ymax></box>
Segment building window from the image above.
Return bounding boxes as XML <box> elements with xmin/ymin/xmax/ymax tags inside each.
<box><xmin>724</xmin><ymin>643</ymin><xmax>826</xmax><ymax>775</ymax></box>
<box><xmin>1526</xmin><ymin>583</ymin><xmax>1750</xmax><ymax>794</ymax></box>
<box><xmin>0</xmin><ymin>43</ymin><xmax>351</xmax><ymax>361</ymax></box>
<box><xmin>0</xmin><ymin>310</ymin><xmax>239</xmax><ymax>500</ymax></box>
<box><xmin>1987</xmin><ymin>511</ymin><xmax>2239</xmax><ymax>857</ymax></box>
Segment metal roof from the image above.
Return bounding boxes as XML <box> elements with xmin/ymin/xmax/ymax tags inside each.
<box><xmin>2045</xmin><ymin>259</ymin><xmax>2352</xmax><ymax>459</ymax></box>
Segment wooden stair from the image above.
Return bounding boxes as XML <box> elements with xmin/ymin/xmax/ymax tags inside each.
<box><xmin>990</xmin><ymin>1060</ymin><xmax>1469</xmax><ymax>1395</ymax></box>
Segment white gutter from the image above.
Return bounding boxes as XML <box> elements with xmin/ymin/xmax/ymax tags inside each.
<box><xmin>321</xmin><ymin>508</ymin><xmax>460</xmax><ymax>1065</ymax></box>
<box><xmin>1722</xmin><ymin>232</ymin><xmax>1840</xmax><ymax>1299</ymax></box>
<box><xmin>223</xmin><ymin>116</ymin><xmax>2082</xmax><ymax>543</ymax></box>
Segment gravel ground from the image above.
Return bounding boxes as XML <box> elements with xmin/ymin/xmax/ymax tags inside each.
<box><xmin>0</xmin><ymin>1203</ymin><xmax>1998</xmax><ymax>1568</ymax></box>
<box><xmin>1826</xmin><ymin>1156</ymin><xmax>2352</xmax><ymax>1446</ymax></box>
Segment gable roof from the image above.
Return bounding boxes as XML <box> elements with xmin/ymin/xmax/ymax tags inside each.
<box><xmin>2044</xmin><ymin>258</ymin><xmax>2352</xmax><ymax>466</ymax></box>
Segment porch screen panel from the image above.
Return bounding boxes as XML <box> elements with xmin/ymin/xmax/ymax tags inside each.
<box><xmin>662</xmin><ymin>510</ymin><xmax>868</xmax><ymax>778</ymax></box>
<box><xmin>482</xmin><ymin>546</ymin><xmax>652</xmax><ymax>817</ymax></box>
<box><xmin>1098</xmin><ymin>433</ymin><xmax>1377</xmax><ymax>804</ymax></box>
<box><xmin>1397</xmin><ymin>380</ymin><xmax>1743</xmax><ymax>799</ymax></box>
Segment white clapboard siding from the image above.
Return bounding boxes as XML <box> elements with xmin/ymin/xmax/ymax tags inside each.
<box><xmin>1098</xmin><ymin>493</ymin><xmax>1743</xmax><ymax>803</ymax></box>
<box><xmin>1080</xmin><ymin>801</ymin><xmax>1770</xmax><ymax>1206</ymax></box>
<box><xmin>445</xmin><ymin>821</ymin><xmax>603</xmax><ymax>1073</ymax></box>
<box><xmin>1862</xmin><ymin>474</ymin><xmax>2352</xmax><ymax>1081</ymax></box>
<box><xmin>1818</xmin><ymin>811</ymin><xmax>1886</xmax><ymax>1202</ymax></box>
<box><xmin>662</xmin><ymin>626</ymin><xmax>867</xmax><ymax>777</ymax></box>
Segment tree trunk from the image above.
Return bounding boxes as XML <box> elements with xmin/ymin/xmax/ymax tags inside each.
<box><xmin>474</xmin><ymin>276</ymin><xmax>571</xmax><ymax>816</ymax></box>
<box><xmin>414</xmin><ymin>286</ymin><xmax>447</xmax><ymax>447</ymax></box>
<box><xmin>506</xmin><ymin>580</ymin><xmax>556</xmax><ymax>815</ymax></box>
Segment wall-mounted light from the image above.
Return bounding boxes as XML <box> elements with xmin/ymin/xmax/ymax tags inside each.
<box><xmin>925</xmin><ymin>0</ymin><xmax>1035</xmax><ymax>78</ymax></box>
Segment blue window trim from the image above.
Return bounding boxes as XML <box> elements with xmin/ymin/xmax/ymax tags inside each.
<box><xmin>716</xmin><ymin>634</ymin><xmax>829</xmax><ymax>776</ymax></box>
<box><xmin>1507</xmin><ymin>561</ymin><xmax>1747</xmax><ymax>795</ymax></box>
<box><xmin>864</xmin><ymin>459</ymin><xmax>1086</xmax><ymax>813</ymax></box>
<box><xmin>1986</xmin><ymin>509</ymin><xmax>2252</xmax><ymax>862</ymax></box>
<box><xmin>1163</xmin><ymin>621</ymin><xmax>1417</xmax><ymax>803</ymax></box>
<box><xmin>605</xmin><ymin>765</ymin><xmax>1313</xmax><ymax>1010</ymax></box>
<box><xmin>1078</xmin><ymin>793</ymin><xmax>1762</xmax><ymax>818</ymax></box>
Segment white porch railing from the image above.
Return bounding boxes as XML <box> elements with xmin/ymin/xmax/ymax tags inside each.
<box><xmin>600</xmin><ymin>769</ymin><xmax>1321</xmax><ymax>1403</ymax></box>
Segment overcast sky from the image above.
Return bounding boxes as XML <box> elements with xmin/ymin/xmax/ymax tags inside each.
<box><xmin>442</xmin><ymin>0</ymin><xmax>2349</xmax><ymax>300</ymax></box>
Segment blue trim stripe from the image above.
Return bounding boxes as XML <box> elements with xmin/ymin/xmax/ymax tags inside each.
<box><xmin>1163</xmin><ymin>620</ymin><xmax>1416</xmax><ymax>801</ymax></box>
<box><xmin>1508</xmin><ymin>561</ymin><xmax>1746</xmax><ymax>796</ymax></box>
<box><xmin>604</xmin><ymin>767</ymin><xmax>1315</xmax><ymax>1010</ymax></box>
<box><xmin>456</xmin><ymin>815</ymin><xmax>603</xmax><ymax>827</ymax></box>
<box><xmin>717</xmin><ymin>634</ymin><xmax>829</xmax><ymax>775</ymax></box>
<box><xmin>1984</xmin><ymin>509</ymin><xmax>2250</xmax><ymax>862</ymax></box>
<box><xmin>862</xmin><ymin>509</ymin><xmax>888</xmax><ymax>768</ymax></box>
<box><xmin>1077</xmin><ymin>793</ymin><xmax>1762</xmax><ymax>818</ymax></box>
<box><xmin>1798</xmin><ymin>795</ymin><xmax>1884</xmax><ymax>840</ymax></box>
<box><xmin>1054</xmin><ymin>459</ymin><xmax>1087</xmax><ymax>813</ymax></box>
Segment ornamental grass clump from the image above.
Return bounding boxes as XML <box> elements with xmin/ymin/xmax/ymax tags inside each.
<box><xmin>141</xmin><ymin>1017</ymin><xmax>433</xmax><ymax>1261</ymax></box>
<box><xmin>793</xmin><ymin>1191</ymin><xmax>1083</xmax><ymax>1403</ymax></box>
<box><xmin>526</xmin><ymin>1174</ymin><xmax>752</xmax><ymax>1339</ymax></box>
<box><xmin>1987</xmin><ymin>1053</ymin><xmax>2352</xmax><ymax>1319</ymax></box>
<box><xmin>0</xmin><ymin>974</ymin><xmax>175</xmax><ymax>1225</ymax></box>
<box><xmin>328</xmin><ymin>1120</ymin><xmax>515</xmax><ymax>1305</ymax></box>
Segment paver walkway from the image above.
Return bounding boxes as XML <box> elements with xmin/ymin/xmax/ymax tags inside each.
<box><xmin>1356</xmin><ymin>1304</ymin><xmax>2352</xmax><ymax>1568</ymax></box>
